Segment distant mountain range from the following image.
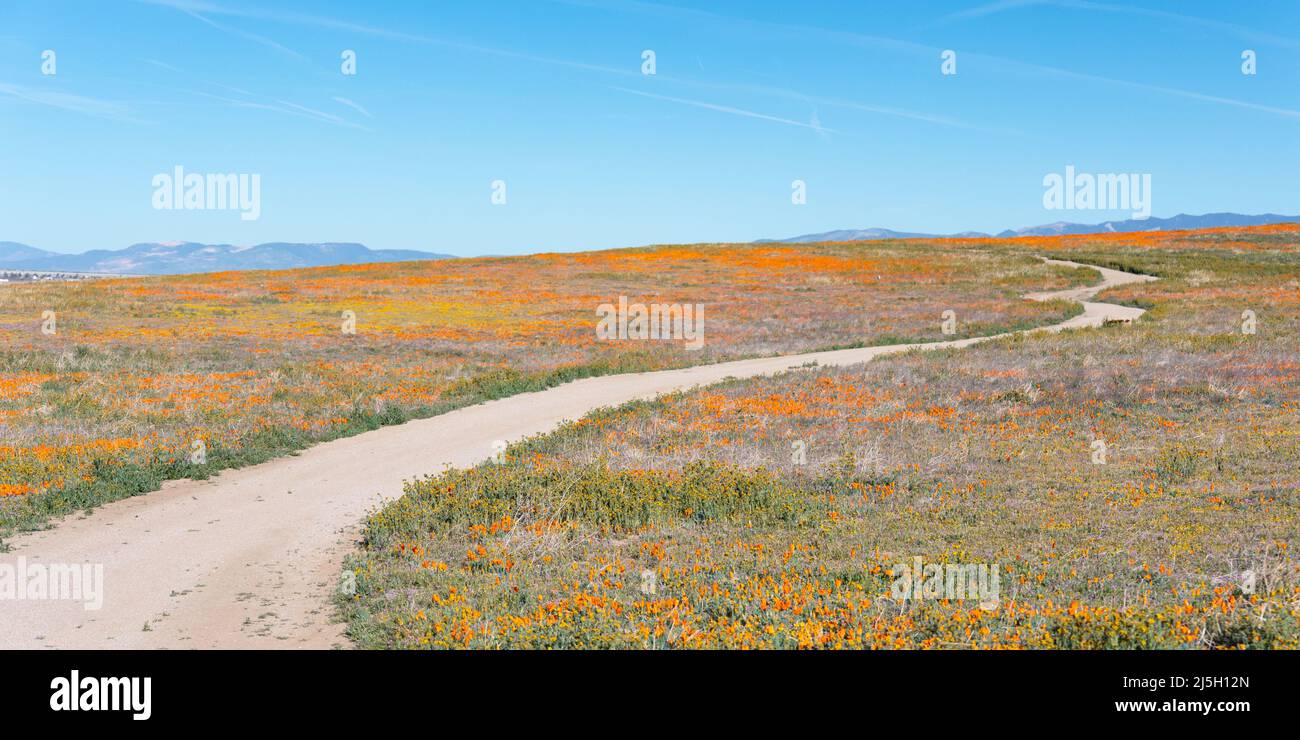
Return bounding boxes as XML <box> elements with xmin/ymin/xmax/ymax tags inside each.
<box><xmin>764</xmin><ymin>213</ymin><xmax>1300</xmax><ymax>243</ymax></box>
<box><xmin>6</xmin><ymin>212</ymin><xmax>1297</xmax><ymax>276</ymax></box>
<box><xmin>0</xmin><ymin>241</ymin><xmax>454</xmax><ymax>275</ymax></box>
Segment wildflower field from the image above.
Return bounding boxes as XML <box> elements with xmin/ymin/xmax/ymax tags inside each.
<box><xmin>0</xmin><ymin>243</ymin><xmax>1085</xmax><ymax>541</ymax></box>
<box><xmin>341</xmin><ymin>225</ymin><xmax>1300</xmax><ymax>649</ymax></box>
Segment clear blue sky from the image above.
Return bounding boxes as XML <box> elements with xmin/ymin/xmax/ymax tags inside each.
<box><xmin>1</xmin><ymin>0</ymin><xmax>1297</xmax><ymax>255</ymax></box>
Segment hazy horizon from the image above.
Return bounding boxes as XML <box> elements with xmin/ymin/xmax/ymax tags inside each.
<box><xmin>8</xmin><ymin>209</ymin><xmax>1300</xmax><ymax>261</ymax></box>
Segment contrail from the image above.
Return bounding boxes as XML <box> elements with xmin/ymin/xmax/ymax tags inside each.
<box><xmin>611</xmin><ymin>86</ymin><xmax>838</xmax><ymax>132</ymax></box>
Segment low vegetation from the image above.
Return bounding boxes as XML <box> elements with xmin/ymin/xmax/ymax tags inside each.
<box><xmin>341</xmin><ymin>225</ymin><xmax>1299</xmax><ymax>649</ymax></box>
<box><xmin>1</xmin><ymin>243</ymin><xmax>1084</xmax><ymax>543</ymax></box>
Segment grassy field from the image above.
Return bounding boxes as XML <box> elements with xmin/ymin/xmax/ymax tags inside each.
<box><xmin>0</xmin><ymin>243</ymin><xmax>1086</xmax><ymax>543</ymax></box>
<box><xmin>340</xmin><ymin>225</ymin><xmax>1300</xmax><ymax>649</ymax></box>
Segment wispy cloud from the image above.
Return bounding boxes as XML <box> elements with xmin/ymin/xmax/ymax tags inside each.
<box><xmin>276</xmin><ymin>99</ymin><xmax>363</xmax><ymax>127</ymax></box>
<box><xmin>569</xmin><ymin>0</ymin><xmax>1300</xmax><ymax>123</ymax></box>
<box><xmin>137</xmin><ymin>0</ymin><xmax>991</xmax><ymax>134</ymax></box>
<box><xmin>612</xmin><ymin>86</ymin><xmax>836</xmax><ymax>133</ymax></box>
<box><xmin>192</xmin><ymin>89</ymin><xmax>371</xmax><ymax>130</ymax></box>
<box><xmin>184</xmin><ymin>9</ymin><xmax>305</xmax><ymax>59</ymax></box>
<box><xmin>212</xmin><ymin>82</ymin><xmax>254</xmax><ymax>97</ymax></box>
<box><xmin>667</xmin><ymin>77</ymin><xmax>1017</xmax><ymax>134</ymax></box>
<box><xmin>140</xmin><ymin>58</ymin><xmax>182</xmax><ymax>72</ymax></box>
<box><xmin>931</xmin><ymin>0</ymin><xmax>1050</xmax><ymax>25</ymax></box>
<box><xmin>935</xmin><ymin>0</ymin><xmax>1300</xmax><ymax>48</ymax></box>
<box><xmin>1007</xmin><ymin>60</ymin><xmax>1300</xmax><ymax>119</ymax></box>
<box><xmin>551</xmin><ymin>0</ymin><xmax>933</xmax><ymax>54</ymax></box>
<box><xmin>137</xmin><ymin>0</ymin><xmax>305</xmax><ymax>59</ymax></box>
<box><xmin>331</xmin><ymin>96</ymin><xmax>373</xmax><ymax>118</ymax></box>
<box><xmin>0</xmin><ymin>82</ymin><xmax>146</xmax><ymax>123</ymax></box>
<box><xmin>136</xmin><ymin>0</ymin><xmax>635</xmax><ymax>76</ymax></box>
<box><xmin>135</xmin><ymin>0</ymin><xmax>1300</xmax><ymax>130</ymax></box>
<box><xmin>95</xmin><ymin>74</ymin><xmax>373</xmax><ymax>130</ymax></box>
<box><xmin>134</xmin><ymin>0</ymin><xmax>224</xmax><ymax>10</ymax></box>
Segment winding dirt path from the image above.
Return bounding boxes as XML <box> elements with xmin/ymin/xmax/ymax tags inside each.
<box><xmin>0</xmin><ymin>259</ymin><xmax>1156</xmax><ymax>649</ymax></box>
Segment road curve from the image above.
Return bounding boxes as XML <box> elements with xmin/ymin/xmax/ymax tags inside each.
<box><xmin>0</xmin><ymin>259</ymin><xmax>1156</xmax><ymax>649</ymax></box>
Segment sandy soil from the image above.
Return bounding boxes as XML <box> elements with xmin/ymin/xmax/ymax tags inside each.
<box><xmin>0</xmin><ymin>259</ymin><xmax>1156</xmax><ymax>649</ymax></box>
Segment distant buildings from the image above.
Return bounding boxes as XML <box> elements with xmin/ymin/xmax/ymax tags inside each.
<box><xmin>0</xmin><ymin>269</ymin><xmax>112</xmax><ymax>283</ymax></box>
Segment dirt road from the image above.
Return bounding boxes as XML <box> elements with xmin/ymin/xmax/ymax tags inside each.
<box><xmin>0</xmin><ymin>259</ymin><xmax>1156</xmax><ymax>649</ymax></box>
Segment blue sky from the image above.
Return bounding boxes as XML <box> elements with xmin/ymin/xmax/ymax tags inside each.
<box><xmin>1</xmin><ymin>0</ymin><xmax>1297</xmax><ymax>256</ymax></box>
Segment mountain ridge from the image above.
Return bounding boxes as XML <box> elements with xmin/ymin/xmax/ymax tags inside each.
<box><xmin>0</xmin><ymin>241</ymin><xmax>455</xmax><ymax>275</ymax></box>
<box><xmin>8</xmin><ymin>213</ymin><xmax>1298</xmax><ymax>276</ymax></box>
<box><xmin>765</xmin><ymin>213</ymin><xmax>1300</xmax><ymax>243</ymax></box>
